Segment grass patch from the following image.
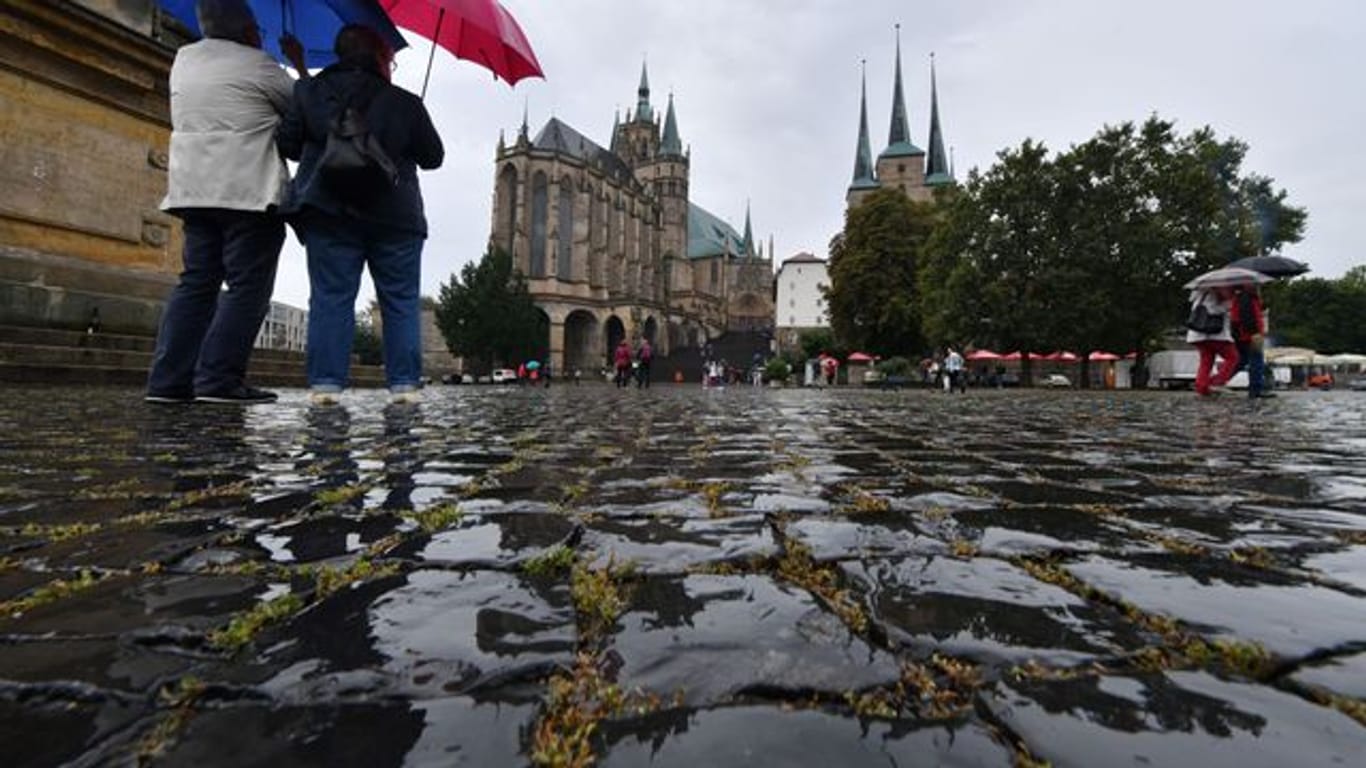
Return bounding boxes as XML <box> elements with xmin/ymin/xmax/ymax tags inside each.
<box><xmin>701</xmin><ymin>482</ymin><xmax>731</xmax><ymax>518</ymax></box>
<box><xmin>136</xmin><ymin>676</ymin><xmax>207</xmax><ymax>763</ymax></box>
<box><xmin>404</xmin><ymin>503</ymin><xmax>463</xmax><ymax>533</ymax></box>
<box><xmin>314</xmin><ymin>483</ymin><xmax>368</xmax><ymax>507</ymax></box>
<box><xmin>570</xmin><ymin>556</ymin><xmax>633</xmax><ymax>640</ymax></box>
<box><xmin>313</xmin><ymin>558</ymin><xmax>401</xmax><ymax>599</ymax></box>
<box><xmin>0</xmin><ymin>569</ymin><xmax>102</xmax><ymax>617</ymax></box>
<box><xmin>208</xmin><ymin>591</ymin><xmax>303</xmax><ymax>653</ymax></box>
<box><xmin>524</xmin><ymin>545</ymin><xmax>577</xmax><ymax>577</ymax></box>
<box><xmin>530</xmin><ymin>652</ymin><xmax>671</xmax><ymax>768</ymax></box>
<box><xmin>169</xmin><ymin>479</ymin><xmax>253</xmax><ymax>510</ymax></box>
<box><xmin>775</xmin><ymin>538</ymin><xmax>868</xmax><ymax>635</ymax></box>
<box><xmin>15</xmin><ymin>521</ymin><xmax>102</xmax><ymax>542</ymax></box>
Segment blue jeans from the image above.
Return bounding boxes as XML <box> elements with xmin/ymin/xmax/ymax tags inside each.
<box><xmin>147</xmin><ymin>209</ymin><xmax>284</xmax><ymax>396</ymax></box>
<box><xmin>1238</xmin><ymin>341</ymin><xmax>1266</xmax><ymax>396</ymax></box>
<box><xmin>303</xmin><ymin>214</ymin><xmax>424</xmax><ymax>390</ymax></box>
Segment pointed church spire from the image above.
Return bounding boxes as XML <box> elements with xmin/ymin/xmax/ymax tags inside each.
<box><xmin>850</xmin><ymin>60</ymin><xmax>878</xmax><ymax>191</ymax></box>
<box><xmin>518</xmin><ymin>99</ymin><xmax>530</xmax><ymax>143</ymax></box>
<box><xmin>636</xmin><ymin>59</ymin><xmax>653</xmax><ymax>122</ymax></box>
<box><xmin>742</xmin><ymin>201</ymin><xmax>754</xmax><ymax>257</ymax></box>
<box><xmin>610</xmin><ymin>108</ymin><xmax>620</xmax><ymax>152</ymax></box>
<box><xmin>925</xmin><ymin>53</ymin><xmax>953</xmax><ymax>185</ymax></box>
<box><xmin>880</xmin><ymin>25</ymin><xmax>923</xmax><ymax>159</ymax></box>
<box><xmin>660</xmin><ymin>93</ymin><xmax>682</xmax><ymax>156</ymax></box>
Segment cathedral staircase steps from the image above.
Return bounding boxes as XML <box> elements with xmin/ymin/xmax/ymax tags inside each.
<box><xmin>656</xmin><ymin>330</ymin><xmax>773</xmax><ymax>382</ymax></box>
<box><xmin>0</xmin><ymin>324</ymin><xmax>386</xmax><ymax>388</ymax></box>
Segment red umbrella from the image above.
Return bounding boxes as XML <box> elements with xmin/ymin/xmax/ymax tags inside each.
<box><xmin>966</xmin><ymin>349</ymin><xmax>1001</xmax><ymax>361</ymax></box>
<box><xmin>847</xmin><ymin>352</ymin><xmax>874</xmax><ymax>363</ymax></box>
<box><xmin>380</xmin><ymin>0</ymin><xmax>544</xmax><ymax>96</ymax></box>
<box><xmin>1088</xmin><ymin>351</ymin><xmax>1121</xmax><ymax>362</ymax></box>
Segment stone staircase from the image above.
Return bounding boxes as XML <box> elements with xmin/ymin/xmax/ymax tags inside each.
<box><xmin>0</xmin><ymin>324</ymin><xmax>386</xmax><ymax>388</ymax></box>
<box><xmin>656</xmin><ymin>330</ymin><xmax>774</xmax><ymax>383</ymax></box>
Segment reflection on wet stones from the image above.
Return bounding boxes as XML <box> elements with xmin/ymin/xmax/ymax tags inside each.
<box><xmin>1</xmin><ymin>387</ymin><xmax>1364</xmax><ymax>764</ymax></box>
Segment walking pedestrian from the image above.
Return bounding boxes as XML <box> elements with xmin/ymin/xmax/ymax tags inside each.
<box><xmin>277</xmin><ymin>24</ymin><xmax>444</xmax><ymax>405</ymax></box>
<box><xmin>146</xmin><ymin>0</ymin><xmax>308</xmax><ymax>404</ymax></box>
<box><xmin>944</xmin><ymin>347</ymin><xmax>966</xmax><ymax>393</ymax></box>
<box><xmin>613</xmin><ymin>339</ymin><xmax>632</xmax><ymax>388</ymax></box>
<box><xmin>1231</xmin><ymin>286</ymin><xmax>1273</xmax><ymax>399</ymax></box>
<box><xmin>636</xmin><ymin>338</ymin><xmax>653</xmax><ymax>388</ymax></box>
<box><xmin>1186</xmin><ymin>287</ymin><xmax>1240</xmax><ymax>397</ymax></box>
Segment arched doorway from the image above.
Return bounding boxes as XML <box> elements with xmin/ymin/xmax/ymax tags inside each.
<box><xmin>604</xmin><ymin>315</ymin><xmax>625</xmax><ymax>367</ymax></box>
<box><xmin>564</xmin><ymin>310</ymin><xmax>598</xmax><ymax>375</ymax></box>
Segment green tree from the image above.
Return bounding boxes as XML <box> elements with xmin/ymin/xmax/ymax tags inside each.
<box><xmin>919</xmin><ymin>140</ymin><xmax>1063</xmax><ymax>384</ymax></box>
<box><xmin>434</xmin><ymin>247</ymin><xmax>544</xmax><ymax>373</ymax></box>
<box><xmin>825</xmin><ymin>187</ymin><xmax>937</xmax><ymax>357</ymax></box>
<box><xmin>1265</xmin><ymin>275</ymin><xmax>1366</xmax><ymax>353</ymax></box>
<box><xmin>797</xmin><ymin>328</ymin><xmax>843</xmax><ymax>361</ymax></box>
<box><xmin>353</xmin><ymin>317</ymin><xmax>383</xmax><ymax>366</ymax></box>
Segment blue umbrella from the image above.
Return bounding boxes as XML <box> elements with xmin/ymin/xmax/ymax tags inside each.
<box><xmin>157</xmin><ymin>0</ymin><xmax>407</xmax><ymax>69</ymax></box>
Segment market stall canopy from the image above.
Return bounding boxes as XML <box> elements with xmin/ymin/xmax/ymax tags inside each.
<box><xmin>966</xmin><ymin>350</ymin><xmax>1002</xmax><ymax>361</ymax></box>
<box><xmin>1265</xmin><ymin>346</ymin><xmax>1317</xmax><ymax>366</ymax></box>
<box><xmin>847</xmin><ymin>352</ymin><xmax>874</xmax><ymax>363</ymax></box>
<box><xmin>1088</xmin><ymin>351</ymin><xmax>1121</xmax><ymax>362</ymax></box>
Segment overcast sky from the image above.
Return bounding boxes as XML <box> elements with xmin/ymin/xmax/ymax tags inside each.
<box><xmin>270</xmin><ymin>0</ymin><xmax>1365</xmax><ymax>310</ymax></box>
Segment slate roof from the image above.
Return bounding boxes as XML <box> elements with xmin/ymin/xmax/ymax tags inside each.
<box><xmin>532</xmin><ymin>118</ymin><xmax>636</xmax><ymax>184</ymax></box>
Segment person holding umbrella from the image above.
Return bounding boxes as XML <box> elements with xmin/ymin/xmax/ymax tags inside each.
<box><xmin>1185</xmin><ymin>286</ymin><xmax>1240</xmax><ymax>397</ymax></box>
<box><xmin>277</xmin><ymin>23</ymin><xmax>444</xmax><ymax>405</ymax></box>
<box><xmin>145</xmin><ymin>0</ymin><xmax>310</xmax><ymax>404</ymax></box>
<box><xmin>1231</xmin><ymin>285</ymin><xmax>1273</xmax><ymax>398</ymax></box>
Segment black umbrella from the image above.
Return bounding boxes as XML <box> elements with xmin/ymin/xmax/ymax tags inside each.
<box><xmin>1227</xmin><ymin>255</ymin><xmax>1309</xmax><ymax>278</ymax></box>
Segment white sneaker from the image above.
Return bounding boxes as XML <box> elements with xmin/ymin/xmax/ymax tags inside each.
<box><xmin>390</xmin><ymin>388</ymin><xmax>421</xmax><ymax>405</ymax></box>
<box><xmin>309</xmin><ymin>389</ymin><xmax>341</xmax><ymax>406</ymax></box>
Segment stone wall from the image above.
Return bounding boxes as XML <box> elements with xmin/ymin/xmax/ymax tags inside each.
<box><xmin>0</xmin><ymin>0</ymin><xmax>183</xmax><ymax>333</ymax></box>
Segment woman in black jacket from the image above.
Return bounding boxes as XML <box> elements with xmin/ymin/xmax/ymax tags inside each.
<box><xmin>277</xmin><ymin>24</ymin><xmax>443</xmax><ymax>404</ymax></box>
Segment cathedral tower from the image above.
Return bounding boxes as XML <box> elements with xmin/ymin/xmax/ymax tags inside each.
<box><xmin>614</xmin><ymin>61</ymin><xmax>661</xmax><ymax>169</ymax></box>
<box><xmin>874</xmin><ymin>26</ymin><xmax>928</xmax><ymax>201</ymax></box>
<box><xmin>846</xmin><ymin>61</ymin><xmax>880</xmax><ymax>210</ymax></box>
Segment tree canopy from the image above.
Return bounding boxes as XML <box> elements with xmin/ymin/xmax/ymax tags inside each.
<box><xmin>824</xmin><ymin>187</ymin><xmax>938</xmax><ymax>356</ymax></box>
<box><xmin>1264</xmin><ymin>272</ymin><xmax>1366</xmax><ymax>353</ymax></box>
<box><xmin>434</xmin><ymin>247</ymin><xmax>544</xmax><ymax>373</ymax></box>
<box><xmin>908</xmin><ymin>116</ymin><xmax>1306</xmax><ymax>383</ymax></box>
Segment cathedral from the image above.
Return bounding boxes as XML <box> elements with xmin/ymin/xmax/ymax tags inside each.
<box><xmin>847</xmin><ymin>32</ymin><xmax>954</xmax><ymax>210</ymax></box>
<box><xmin>488</xmin><ymin>64</ymin><xmax>774</xmax><ymax>375</ymax></box>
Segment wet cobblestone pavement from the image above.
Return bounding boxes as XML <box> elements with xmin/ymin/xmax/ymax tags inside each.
<box><xmin>2</xmin><ymin>385</ymin><xmax>1365</xmax><ymax>767</ymax></box>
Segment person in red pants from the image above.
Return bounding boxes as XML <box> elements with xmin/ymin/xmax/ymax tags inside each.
<box><xmin>1185</xmin><ymin>287</ymin><xmax>1240</xmax><ymax>396</ymax></box>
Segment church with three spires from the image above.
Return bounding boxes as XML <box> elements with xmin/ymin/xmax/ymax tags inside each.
<box><xmin>488</xmin><ymin>63</ymin><xmax>774</xmax><ymax>375</ymax></box>
<box><xmin>847</xmin><ymin>30</ymin><xmax>954</xmax><ymax>211</ymax></box>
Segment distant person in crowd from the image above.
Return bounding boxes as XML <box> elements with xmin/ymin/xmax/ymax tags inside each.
<box><xmin>1231</xmin><ymin>285</ymin><xmax>1273</xmax><ymax>399</ymax></box>
<box><xmin>613</xmin><ymin>339</ymin><xmax>632</xmax><ymax>388</ymax></box>
<box><xmin>277</xmin><ymin>24</ymin><xmax>444</xmax><ymax>405</ymax></box>
<box><xmin>944</xmin><ymin>347</ymin><xmax>966</xmax><ymax>393</ymax></box>
<box><xmin>636</xmin><ymin>338</ymin><xmax>653</xmax><ymax>388</ymax></box>
<box><xmin>573</xmin><ymin>367</ymin><xmax>581</xmax><ymax>386</ymax></box>
<box><xmin>822</xmin><ymin>354</ymin><xmax>838</xmax><ymax>386</ymax></box>
<box><xmin>1186</xmin><ymin>287</ymin><xmax>1240</xmax><ymax>397</ymax></box>
<box><xmin>146</xmin><ymin>0</ymin><xmax>308</xmax><ymax>404</ymax></box>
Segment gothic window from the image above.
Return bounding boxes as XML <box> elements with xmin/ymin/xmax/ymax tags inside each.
<box><xmin>557</xmin><ymin>176</ymin><xmax>574</xmax><ymax>280</ymax></box>
<box><xmin>898</xmin><ymin>164</ymin><xmax>905</xmax><ymax>173</ymax></box>
<box><xmin>587</xmin><ymin>188</ymin><xmax>601</xmax><ymax>285</ymax></box>
<box><xmin>530</xmin><ymin>171</ymin><xmax>548</xmax><ymax>277</ymax></box>
<box><xmin>710</xmin><ymin>261</ymin><xmax>719</xmax><ymax>289</ymax></box>
<box><xmin>496</xmin><ymin>165</ymin><xmax>518</xmax><ymax>256</ymax></box>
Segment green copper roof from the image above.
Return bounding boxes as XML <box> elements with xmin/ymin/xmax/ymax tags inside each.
<box><xmin>924</xmin><ymin>172</ymin><xmax>954</xmax><ymax>187</ymax></box>
<box><xmin>924</xmin><ymin>54</ymin><xmax>950</xmax><ymax>180</ymax></box>
<box><xmin>688</xmin><ymin>203</ymin><xmax>745</xmax><ymax>259</ymax></box>
<box><xmin>850</xmin><ymin>65</ymin><xmax>877</xmax><ymax>190</ymax></box>
<box><xmin>635</xmin><ymin>61</ymin><xmax>653</xmax><ymax>122</ymax></box>
<box><xmin>880</xmin><ymin>27</ymin><xmax>923</xmax><ymax>159</ymax></box>
<box><xmin>660</xmin><ymin>93</ymin><xmax>682</xmax><ymax>156</ymax></box>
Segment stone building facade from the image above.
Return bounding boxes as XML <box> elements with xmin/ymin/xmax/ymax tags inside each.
<box><xmin>0</xmin><ymin>0</ymin><xmax>190</xmax><ymax>335</ymax></box>
<box><xmin>489</xmin><ymin>64</ymin><xmax>773</xmax><ymax>375</ymax></box>
<box><xmin>847</xmin><ymin>33</ymin><xmax>954</xmax><ymax>211</ymax></box>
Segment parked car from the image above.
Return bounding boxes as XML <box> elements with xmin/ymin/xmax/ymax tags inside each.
<box><xmin>1349</xmin><ymin>377</ymin><xmax>1366</xmax><ymax>392</ymax></box>
<box><xmin>491</xmin><ymin>368</ymin><xmax>518</xmax><ymax>384</ymax></box>
<box><xmin>1041</xmin><ymin>374</ymin><xmax>1072</xmax><ymax>389</ymax></box>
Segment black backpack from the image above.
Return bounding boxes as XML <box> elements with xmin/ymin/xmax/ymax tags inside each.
<box><xmin>316</xmin><ymin>79</ymin><xmax>398</xmax><ymax>204</ymax></box>
<box><xmin>1185</xmin><ymin>294</ymin><xmax>1225</xmax><ymax>334</ymax></box>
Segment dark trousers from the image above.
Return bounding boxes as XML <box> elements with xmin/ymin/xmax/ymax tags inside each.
<box><xmin>1236</xmin><ymin>340</ymin><xmax>1266</xmax><ymax>396</ymax></box>
<box><xmin>636</xmin><ymin>360</ymin><xmax>651</xmax><ymax>388</ymax></box>
<box><xmin>147</xmin><ymin>209</ymin><xmax>284</xmax><ymax>396</ymax></box>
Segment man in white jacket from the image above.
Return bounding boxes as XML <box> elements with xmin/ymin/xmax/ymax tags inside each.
<box><xmin>146</xmin><ymin>0</ymin><xmax>305</xmax><ymax>404</ymax></box>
